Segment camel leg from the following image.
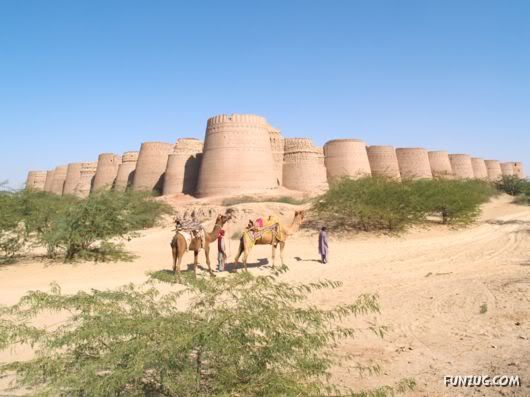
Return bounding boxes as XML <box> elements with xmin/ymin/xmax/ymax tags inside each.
<box><xmin>234</xmin><ymin>239</ymin><xmax>243</xmax><ymax>264</ymax></box>
<box><xmin>204</xmin><ymin>244</ymin><xmax>214</xmax><ymax>276</ymax></box>
<box><xmin>271</xmin><ymin>243</ymin><xmax>276</xmax><ymax>268</ymax></box>
<box><xmin>279</xmin><ymin>241</ymin><xmax>286</xmax><ymax>266</ymax></box>
<box><xmin>176</xmin><ymin>249</ymin><xmax>184</xmax><ymax>277</ymax></box>
<box><xmin>233</xmin><ymin>239</ymin><xmax>244</xmax><ymax>272</ymax></box>
<box><xmin>171</xmin><ymin>242</ymin><xmax>178</xmax><ymax>274</ymax></box>
<box><xmin>193</xmin><ymin>250</ymin><xmax>199</xmax><ymax>275</ymax></box>
<box><xmin>242</xmin><ymin>246</ymin><xmax>250</xmax><ymax>272</ymax></box>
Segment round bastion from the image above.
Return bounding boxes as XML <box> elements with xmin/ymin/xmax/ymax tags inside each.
<box><xmin>62</xmin><ymin>163</ymin><xmax>84</xmax><ymax>195</ymax></box>
<box><xmin>324</xmin><ymin>139</ymin><xmax>371</xmax><ymax>182</ymax></box>
<box><xmin>500</xmin><ymin>162</ymin><xmax>514</xmax><ymax>176</ymax></box>
<box><xmin>50</xmin><ymin>165</ymin><xmax>68</xmax><ymax>195</ymax></box>
<box><xmin>75</xmin><ymin>162</ymin><xmax>98</xmax><ymax>198</ymax></box>
<box><xmin>132</xmin><ymin>142</ymin><xmax>174</xmax><ymax>193</ymax></box>
<box><xmin>484</xmin><ymin>160</ymin><xmax>502</xmax><ymax>181</ymax></box>
<box><xmin>196</xmin><ymin>114</ymin><xmax>277</xmax><ymax>197</ymax></box>
<box><xmin>163</xmin><ymin>138</ymin><xmax>203</xmax><ymax>196</ymax></box>
<box><xmin>428</xmin><ymin>151</ymin><xmax>453</xmax><ymax>179</ymax></box>
<box><xmin>366</xmin><ymin>145</ymin><xmax>401</xmax><ymax>179</ymax></box>
<box><xmin>114</xmin><ymin>151</ymin><xmax>139</xmax><ymax>192</ymax></box>
<box><xmin>92</xmin><ymin>153</ymin><xmax>122</xmax><ymax>192</ymax></box>
<box><xmin>43</xmin><ymin>170</ymin><xmax>55</xmax><ymax>192</ymax></box>
<box><xmin>471</xmin><ymin>158</ymin><xmax>488</xmax><ymax>179</ymax></box>
<box><xmin>283</xmin><ymin>138</ymin><xmax>328</xmax><ymax>192</ymax></box>
<box><xmin>395</xmin><ymin>148</ymin><xmax>432</xmax><ymax>179</ymax></box>
<box><xmin>449</xmin><ymin>154</ymin><xmax>474</xmax><ymax>179</ymax></box>
<box><xmin>26</xmin><ymin>171</ymin><xmax>47</xmax><ymax>191</ymax></box>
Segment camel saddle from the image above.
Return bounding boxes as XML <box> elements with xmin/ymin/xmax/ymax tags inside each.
<box><xmin>244</xmin><ymin>220</ymin><xmax>284</xmax><ymax>248</ymax></box>
<box><xmin>175</xmin><ymin>219</ymin><xmax>205</xmax><ymax>250</ymax></box>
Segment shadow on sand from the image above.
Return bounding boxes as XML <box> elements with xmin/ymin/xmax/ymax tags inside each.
<box><xmin>485</xmin><ymin>219</ymin><xmax>530</xmax><ymax>226</ymax></box>
<box><xmin>294</xmin><ymin>256</ymin><xmax>322</xmax><ymax>263</ymax></box>
<box><xmin>158</xmin><ymin>258</ymin><xmax>273</xmax><ymax>277</ymax></box>
<box><xmin>225</xmin><ymin>258</ymin><xmax>269</xmax><ymax>272</ymax></box>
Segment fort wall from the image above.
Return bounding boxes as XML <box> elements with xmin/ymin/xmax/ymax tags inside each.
<box><xmin>63</xmin><ymin>163</ymin><xmax>83</xmax><ymax>195</ymax></box>
<box><xmin>114</xmin><ymin>151</ymin><xmax>139</xmax><ymax>192</ymax></box>
<box><xmin>324</xmin><ymin>139</ymin><xmax>371</xmax><ymax>181</ymax></box>
<box><xmin>132</xmin><ymin>142</ymin><xmax>174</xmax><ymax>192</ymax></box>
<box><xmin>449</xmin><ymin>154</ymin><xmax>474</xmax><ymax>179</ymax></box>
<box><xmin>50</xmin><ymin>165</ymin><xmax>68</xmax><ymax>195</ymax></box>
<box><xmin>485</xmin><ymin>160</ymin><xmax>502</xmax><ymax>181</ymax></box>
<box><xmin>75</xmin><ymin>162</ymin><xmax>98</xmax><ymax>198</ymax></box>
<box><xmin>428</xmin><ymin>151</ymin><xmax>453</xmax><ymax>179</ymax></box>
<box><xmin>471</xmin><ymin>158</ymin><xmax>488</xmax><ymax>179</ymax></box>
<box><xmin>196</xmin><ymin>114</ymin><xmax>277</xmax><ymax>197</ymax></box>
<box><xmin>396</xmin><ymin>148</ymin><xmax>432</xmax><ymax>179</ymax></box>
<box><xmin>283</xmin><ymin>138</ymin><xmax>328</xmax><ymax>192</ymax></box>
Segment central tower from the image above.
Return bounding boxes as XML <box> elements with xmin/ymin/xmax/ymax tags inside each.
<box><xmin>196</xmin><ymin>114</ymin><xmax>277</xmax><ymax>197</ymax></box>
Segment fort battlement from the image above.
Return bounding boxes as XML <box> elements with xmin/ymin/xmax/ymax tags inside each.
<box><xmin>26</xmin><ymin>113</ymin><xmax>525</xmax><ymax>197</ymax></box>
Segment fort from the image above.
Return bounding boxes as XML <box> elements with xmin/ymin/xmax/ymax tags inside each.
<box><xmin>367</xmin><ymin>145</ymin><xmax>401</xmax><ymax>179</ymax></box>
<box><xmin>485</xmin><ymin>160</ymin><xmax>503</xmax><ymax>181</ymax></box>
<box><xmin>396</xmin><ymin>148</ymin><xmax>432</xmax><ymax>179</ymax></box>
<box><xmin>114</xmin><ymin>151</ymin><xmax>139</xmax><ymax>192</ymax></box>
<box><xmin>449</xmin><ymin>154</ymin><xmax>474</xmax><ymax>179</ymax></box>
<box><xmin>196</xmin><ymin>114</ymin><xmax>277</xmax><ymax>197</ymax></box>
<box><xmin>324</xmin><ymin>139</ymin><xmax>371</xmax><ymax>181</ymax></box>
<box><xmin>75</xmin><ymin>162</ymin><xmax>98</xmax><ymax>198</ymax></box>
<box><xmin>62</xmin><ymin>163</ymin><xmax>83</xmax><ymax>196</ymax></box>
<box><xmin>50</xmin><ymin>165</ymin><xmax>68</xmax><ymax>195</ymax></box>
<box><xmin>43</xmin><ymin>170</ymin><xmax>55</xmax><ymax>192</ymax></box>
<box><xmin>163</xmin><ymin>138</ymin><xmax>203</xmax><ymax>196</ymax></box>
<box><xmin>92</xmin><ymin>153</ymin><xmax>121</xmax><ymax>192</ymax></box>
<box><xmin>471</xmin><ymin>158</ymin><xmax>488</xmax><ymax>179</ymax></box>
<box><xmin>428</xmin><ymin>151</ymin><xmax>453</xmax><ymax>179</ymax></box>
<box><xmin>283</xmin><ymin>138</ymin><xmax>328</xmax><ymax>192</ymax></box>
<box><xmin>25</xmin><ymin>113</ymin><xmax>525</xmax><ymax>196</ymax></box>
<box><xmin>500</xmin><ymin>162</ymin><xmax>515</xmax><ymax>176</ymax></box>
<box><xmin>132</xmin><ymin>142</ymin><xmax>174</xmax><ymax>193</ymax></box>
<box><xmin>25</xmin><ymin>171</ymin><xmax>47</xmax><ymax>191</ymax></box>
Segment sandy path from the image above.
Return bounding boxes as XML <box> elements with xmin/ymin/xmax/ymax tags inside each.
<box><xmin>1</xmin><ymin>196</ymin><xmax>529</xmax><ymax>396</ymax></box>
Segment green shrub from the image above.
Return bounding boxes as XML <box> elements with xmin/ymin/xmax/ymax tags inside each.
<box><xmin>0</xmin><ymin>193</ymin><xmax>25</xmax><ymax>262</ymax></box>
<box><xmin>222</xmin><ymin>195</ymin><xmax>307</xmax><ymax>206</ymax></box>
<box><xmin>495</xmin><ymin>175</ymin><xmax>529</xmax><ymax>196</ymax></box>
<box><xmin>0</xmin><ymin>268</ymin><xmax>414</xmax><ymax>396</ymax></box>
<box><xmin>313</xmin><ymin>177</ymin><xmax>424</xmax><ymax>232</ymax></box>
<box><xmin>312</xmin><ymin>177</ymin><xmax>496</xmax><ymax>232</ymax></box>
<box><xmin>415</xmin><ymin>179</ymin><xmax>495</xmax><ymax>225</ymax></box>
<box><xmin>40</xmin><ymin>191</ymin><xmax>172</xmax><ymax>261</ymax></box>
<box><xmin>513</xmin><ymin>182</ymin><xmax>530</xmax><ymax>205</ymax></box>
<box><xmin>0</xmin><ymin>190</ymin><xmax>172</xmax><ymax>263</ymax></box>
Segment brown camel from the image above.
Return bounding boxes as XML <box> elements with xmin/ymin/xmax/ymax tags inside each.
<box><xmin>234</xmin><ymin>210</ymin><xmax>305</xmax><ymax>271</ymax></box>
<box><xmin>171</xmin><ymin>212</ymin><xmax>231</xmax><ymax>275</ymax></box>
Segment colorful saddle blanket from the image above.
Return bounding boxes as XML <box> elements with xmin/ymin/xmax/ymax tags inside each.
<box><xmin>243</xmin><ymin>222</ymin><xmax>284</xmax><ymax>248</ymax></box>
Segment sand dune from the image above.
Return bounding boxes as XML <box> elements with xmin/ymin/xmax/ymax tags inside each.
<box><xmin>1</xmin><ymin>195</ymin><xmax>529</xmax><ymax>396</ymax></box>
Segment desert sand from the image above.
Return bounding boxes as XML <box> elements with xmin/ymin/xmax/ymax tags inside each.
<box><xmin>0</xmin><ymin>195</ymin><xmax>529</xmax><ymax>396</ymax></box>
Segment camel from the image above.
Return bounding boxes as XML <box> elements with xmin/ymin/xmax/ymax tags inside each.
<box><xmin>171</xmin><ymin>212</ymin><xmax>232</xmax><ymax>276</ymax></box>
<box><xmin>234</xmin><ymin>210</ymin><xmax>305</xmax><ymax>271</ymax></box>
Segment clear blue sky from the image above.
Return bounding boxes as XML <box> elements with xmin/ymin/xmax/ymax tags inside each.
<box><xmin>1</xmin><ymin>0</ymin><xmax>529</xmax><ymax>187</ymax></box>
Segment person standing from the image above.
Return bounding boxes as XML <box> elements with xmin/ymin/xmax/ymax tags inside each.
<box><xmin>217</xmin><ymin>229</ymin><xmax>227</xmax><ymax>272</ymax></box>
<box><xmin>318</xmin><ymin>226</ymin><xmax>328</xmax><ymax>264</ymax></box>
